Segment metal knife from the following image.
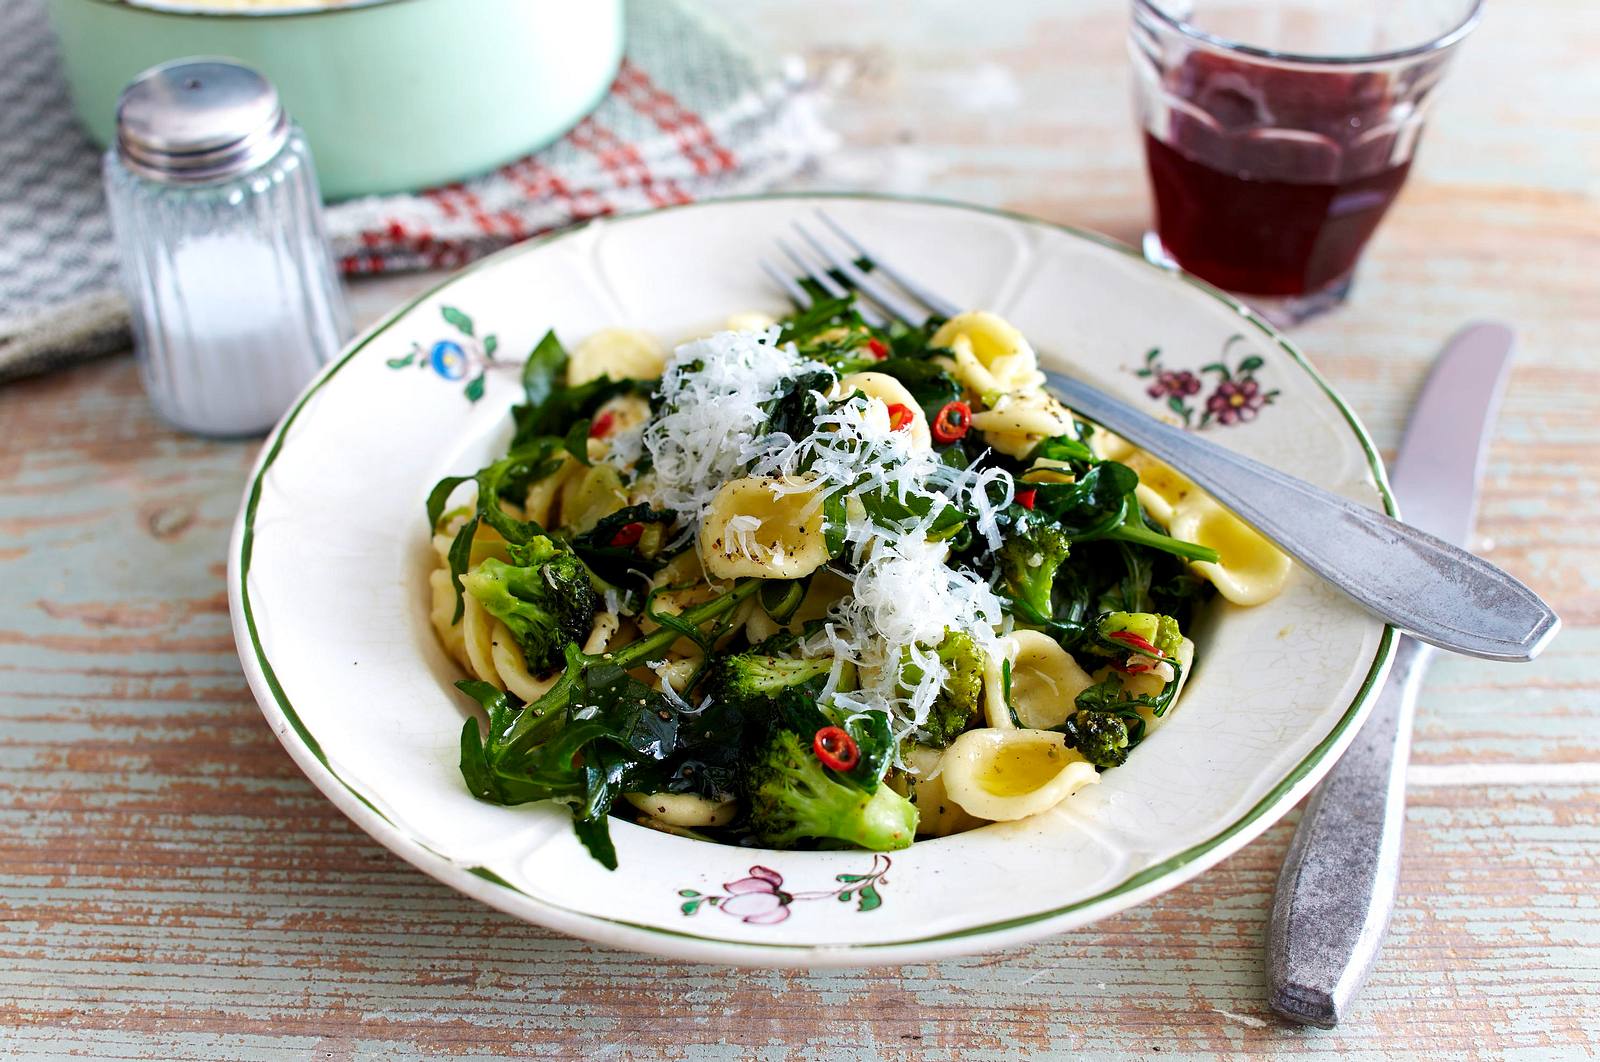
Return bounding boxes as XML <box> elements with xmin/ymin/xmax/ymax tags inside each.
<box><xmin>1266</xmin><ymin>321</ymin><xmax>1519</xmax><ymax>1027</ymax></box>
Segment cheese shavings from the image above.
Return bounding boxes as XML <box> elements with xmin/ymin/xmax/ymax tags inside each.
<box><xmin>640</xmin><ymin>328</ymin><xmax>828</xmax><ymax>527</ymax></box>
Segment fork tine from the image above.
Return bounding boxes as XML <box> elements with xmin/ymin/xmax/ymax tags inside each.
<box><xmin>777</xmin><ymin>238</ymin><xmax>848</xmax><ymax>299</ymax></box>
<box><xmin>793</xmin><ymin>221</ymin><xmax>928</xmax><ymax>325</ymax></box>
<box><xmin>775</xmin><ymin>238</ymin><xmax>887</xmax><ymax>326</ymax></box>
<box><xmin>815</xmin><ymin>209</ymin><xmax>962</xmax><ymax>320</ymax></box>
<box><xmin>761</xmin><ymin>258</ymin><xmax>812</xmax><ymax>308</ymax></box>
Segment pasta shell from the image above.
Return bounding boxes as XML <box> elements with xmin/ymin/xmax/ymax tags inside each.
<box><xmin>725</xmin><ymin>311</ymin><xmax>778</xmax><ymax>332</ymax></box>
<box><xmin>835</xmin><ymin>371</ymin><xmax>932</xmax><ymax>451</ymax></box>
<box><xmin>489</xmin><ymin>621</ymin><xmax>561</xmax><ymax>703</ymax></box>
<box><xmin>624</xmin><ymin>792</ymin><xmax>739</xmax><ymax>828</ymax></box>
<box><xmin>901</xmin><ymin>744</ymin><xmax>986</xmax><ymax>837</ymax></box>
<box><xmin>930</xmin><ymin>311</ymin><xmax>1044</xmax><ymax>396</ymax></box>
<box><xmin>1169</xmin><ymin>495</ymin><xmax>1292</xmax><ymax>606</ymax></box>
<box><xmin>970</xmin><ymin>391</ymin><xmax>1078</xmax><ymax>459</ymax></box>
<box><xmin>566</xmin><ymin>328</ymin><xmax>666</xmax><ymax>386</ymax></box>
<box><xmin>697</xmin><ymin>477</ymin><xmax>830</xmax><ymax>580</ymax></box>
<box><xmin>427</xmin><ymin>566</ymin><xmax>470</xmax><ymax>669</ymax></box>
<box><xmin>1007</xmin><ymin>630</ymin><xmax>1097</xmax><ymax>730</ymax></box>
<box><xmin>939</xmin><ymin>728</ymin><xmax>1099</xmax><ymax>821</ymax></box>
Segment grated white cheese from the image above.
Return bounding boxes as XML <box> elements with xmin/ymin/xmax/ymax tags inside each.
<box><xmin>640</xmin><ymin>328</ymin><xmax>828</xmax><ymax>527</ymax></box>
<box><xmin>634</xmin><ymin>326</ymin><xmax>1017</xmax><ymax>745</ymax></box>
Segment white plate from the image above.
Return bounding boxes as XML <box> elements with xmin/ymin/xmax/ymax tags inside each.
<box><xmin>228</xmin><ymin>194</ymin><xmax>1395</xmax><ymax>966</ymax></box>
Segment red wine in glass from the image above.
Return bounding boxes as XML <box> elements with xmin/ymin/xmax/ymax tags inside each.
<box><xmin>1131</xmin><ymin>0</ymin><xmax>1479</xmax><ymax>324</ymax></box>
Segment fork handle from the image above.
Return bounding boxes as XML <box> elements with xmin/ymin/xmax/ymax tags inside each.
<box><xmin>1043</xmin><ymin>371</ymin><xmax>1559</xmax><ymax>661</ymax></box>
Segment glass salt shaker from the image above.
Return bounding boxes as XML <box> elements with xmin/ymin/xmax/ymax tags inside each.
<box><xmin>103</xmin><ymin>59</ymin><xmax>349</xmax><ymax>436</ymax></box>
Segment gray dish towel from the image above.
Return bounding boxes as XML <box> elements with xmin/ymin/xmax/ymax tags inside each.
<box><xmin>0</xmin><ymin>0</ymin><xmax>832</xmax><ymax>385</ymax></box>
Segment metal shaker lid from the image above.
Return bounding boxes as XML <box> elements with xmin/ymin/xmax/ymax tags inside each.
<box><xmin>115</xmin><ymin>59</ymin><xmax>289</xmax><ymax>184</ymax></box>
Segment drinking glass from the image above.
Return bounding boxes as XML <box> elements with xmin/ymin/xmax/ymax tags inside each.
<box><xmin>1130</xmin><ymin>0</ymin><xmax>1483</xmax><ymax>325</ymax></box>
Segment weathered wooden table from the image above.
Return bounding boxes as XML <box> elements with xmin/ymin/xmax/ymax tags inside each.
<box><xmin>4</xmin><ymin>1</ymin><xmax>1597</xmax><ymax>1057</ymax></box>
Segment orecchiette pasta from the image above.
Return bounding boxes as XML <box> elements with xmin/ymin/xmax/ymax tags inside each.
<box><xmin>1118</xmin><ymin>636</ymin><xmax>1195</xmax><ymax>738</ymax></box>
<box><xmin>1090</xmin><ymin>430</ymin><xmax>1290</xmax><ymax>606</ymax></box>
<box><xmin>931</xmin><ymin>311</ymin><xmax>1046</xmax><ymax>396</ymax></box>
<box><xmin>623</xmin><ymin>791</ymin><xmax>739</xmax><ymax>828</ymax></box>
<box><xmin>566</xmin><ymin>327</ymin><xmax>666</xmax><ymax>387</ymax></box>
<box><xmin>523</xmin><ymin>452</ymin><xmax>581</xmax><ymax>528</ymax></box>
<box><xmin>558</xmin><ymin>463</ymin><xmax>628</xmax><ymax>535</ymax></box>
<box><xmin>938</xmin><ymin>727</ymin><xmax>1099</xmax><ymax>821</ymax></box>
<box><xmin>836</xmin><ymin>371</ymin><xmax>933</xmax><ymax>450</ymax></box>
<box><xmin>697</xmin><ymin>476</ymin><xmax>831</xmax><ymax>580</ymax></box>
<box><xmin>1006</xmin><ymin>630</ymin><xmax>1098</xmax><ymax>730</ymax></box>
<box><xmin>970</xmin><ymin>390</ymin><xmax>1079</xmax><ymax>459</ymax></box>
<box><xmin>901</xmin><ymin>744</ymin><xmax>985</xmax><ymax>838</ymax></box>
<box><xmin>1169</xmin><ymin>495</ymin><xmax>1292</xmax><ymax>606</ymax></box>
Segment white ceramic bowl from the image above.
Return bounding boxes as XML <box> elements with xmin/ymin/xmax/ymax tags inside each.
<box><xmin>228</xmin><ymin>194</ymin><xmax>1395</xmax><ymax>966</ymax></box>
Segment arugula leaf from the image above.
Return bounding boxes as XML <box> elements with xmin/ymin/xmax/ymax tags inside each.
<box><xmin>873</xmin><ymin>357</ymin><xmax>960</xmax><ymax>424</ymax></box>
<box><xmin>570</xmin><ymin>504</ymin><xmax>678</xmax><ymax>584</ymax></box>
<box><xmin>858</xmin><ymin>487</ymin><xmax>967</xmax><ymax>542</ymax></box>
<box><xmin>838</xmin><ymin>709</ymin><xmax>894</xmax><ymax>794</ymax></box>
<box><xmin>521</xmin><ymin>330</ymin><xmax>566</xmax><ymax>410</ymax></box>
<box><xmin>764</xmin><ymin>369</ymin><xmax>836</xmax><ymax>440</ymax></box>
<box><xmin>426</xmin><ymin>475</ymin><xmax>473</xmax><ymax>530</ymax></box>
<box><xmin>563</xmin><ymin>418</ymin><xmax>594</xmax><ymax>466</ymax></box>
<box><xmin>512</xmin><ymin>376</ymin><xmax>648</xmax><ymax>449</ymax></box>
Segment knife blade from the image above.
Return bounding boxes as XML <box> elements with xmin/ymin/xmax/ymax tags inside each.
<box><xmin>1267</xmin><ymin>321</ymin><xmax>1519</xmax><ymax>1028</ymax></box>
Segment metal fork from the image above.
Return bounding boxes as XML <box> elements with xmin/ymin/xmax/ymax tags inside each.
<box><xmin>765</xmin><ymin>211</ymin><xmax>1559</xmax><ymax>663</ymax></box>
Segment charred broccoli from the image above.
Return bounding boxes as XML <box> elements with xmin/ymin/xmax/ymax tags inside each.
<box><xmin>909</xmin><ymin>630</ymin><xmax>985</xmax><ymax>748</ymax></box>
<box><xmin>996</xmin><ymin>516</ymin><xmax>1072</xmax><ymax>624</ymax></box>
<box><xmin>460</xmin><ymin>536</ymin><xmax>600</xmax><ymax>673</ymax></box>
<box><xmin>1061</xmin><ymin>710</ymin><xmax>1131</xmax><ymax>769</ymax></box>
<box><xmin>744</xmin><ymin>728</ymin><xmax>917</xmax><ymax>850</ymax></box>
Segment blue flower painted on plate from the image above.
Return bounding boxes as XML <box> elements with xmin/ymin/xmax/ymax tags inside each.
<box><xmin>385</xmin><ymin>305</ymin><xmax>504</xmax><ymax>402</ymax></box>
<box><xmin>429</xmin><ymin>340</ymin><xmax>469</xmax><ymax>380</ymax></box>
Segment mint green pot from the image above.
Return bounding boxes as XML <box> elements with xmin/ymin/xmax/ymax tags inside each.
<box><xmin>46</xmin><ymin>0</ymin><xmax>624</xmax><ymax>200</ymax></box>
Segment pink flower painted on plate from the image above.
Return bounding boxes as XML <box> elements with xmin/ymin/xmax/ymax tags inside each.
<box><xmin>713</xmin><ymin>866</ymin><xmax>794</xmax><ymax>924</ymax></box>
<box><xmin>1133</xmin><ymin>336</ymin><xmax>1278</xmax><ymax>429</ymax></box>
<box><xmin>1205</xmin><ymin>376</ymin><xmax>1265</xmax><ymax>425</ymax></box>
<box><xmin>1145</xmin><ymin>368</ymin><xmax>1202</xmax><ymax>399</ymax></box>
<box><xmin>677</xmin><ymin>855</ymin><xmax>891</xmax><ymax>922</ymax></box>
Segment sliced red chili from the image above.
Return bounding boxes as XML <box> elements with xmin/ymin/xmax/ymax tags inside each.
<box><xmin>588</xmin><ymin>411</ymin><xmax>616</xmax><ymax>438</ymax></box>
<box><xmin>609</xmin><ymin>522</ymin><xmax>644</xmax><ymax>548</ymax></box>
<box><xmin>930</xmin><ymin>400</ymin><xmax>971</xmax><ymax>444</ymax></box>
<box><xmin>1015</xmin><ymin>488</ymin><xmax>1037</xmax><ymax>510</ymax></box>
<box><xmin>813</xmin><ymin>726</ymin><xmax>860</xmax><ymax>772</ymax></box>
<box><xmin>885</xmin><ymin>403</ymin><xmax>915</xmax><ymax>432</ymax></box>
<box><xmin>866</xmin><ymin>337</ymin><xmax>889</xmax><ymax>360</ymax></box>
<box><xmin>1107</xmin><ymin>629</ymin><xmax>1161</xmax><ymax>656</ymax></box>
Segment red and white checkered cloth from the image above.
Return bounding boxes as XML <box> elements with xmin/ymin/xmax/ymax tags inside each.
<box><xmin>326</xmin><ymin>3</ymin><xmax>832</xmax><ymax>275</ymax></box>
<box><xmin>0</xmin><ymin>0</ymin><xmax>830</xmax><ymax>382</ymax></box>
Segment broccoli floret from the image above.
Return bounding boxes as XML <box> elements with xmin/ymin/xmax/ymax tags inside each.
<box><xmin>996</xmin><ymin>517</ymin><xmax>1073</xmax><ymax>623</ymax></box>
<box><xmin>1061</xmin><ymin>710</ymin><xmax>1131</xmax><ymax>769</ymax></box>
<box><xmin>1097</xmin><ymin>610</ymin><xmax>1183</xmax><ymax>658</ymax></box>
<box><xmin>910</xmin><ymin>630</ymin><xmax>984</xmax><ymax>747</ymax></box>
<box><xmin>708</xmin><ymin>649</ymin><xmax>836</xmax><ymax>704</ymax></box>
<box><xmin>461</xmin><ymin>536</ymin><xmax>600</xmax><ymax>673</ymax></box>
<box><xmin>744</xmin><ymin>728</ymin><xmax>918</xmax><ymax>850</ymax></box>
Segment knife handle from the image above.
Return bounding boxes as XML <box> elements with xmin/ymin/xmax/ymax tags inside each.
<box><xmin>1043</xmin><ymin>371</ymin><xmax>1559</xmax><ymax>662</ymax></box>
<box><xmin>1266</xmin><ymin>636</ymin><xmax>1432</xmax><ymax>1027</ymax></box>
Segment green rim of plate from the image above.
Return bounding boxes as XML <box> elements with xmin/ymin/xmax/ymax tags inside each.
<box><xmin>235</xmin><ymin>191</ymin><xmax>1398</xmax><ymax>955</ymax></box>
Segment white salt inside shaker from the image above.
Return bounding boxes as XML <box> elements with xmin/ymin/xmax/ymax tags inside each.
<box><xmin>103</xmin><ymin>59</ymin><xmax>348</xmax><ymax>436</ymax></box>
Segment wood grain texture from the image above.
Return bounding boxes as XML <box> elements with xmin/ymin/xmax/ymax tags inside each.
<box><xmin>3</xmin><ymin>0</ymin><xmax>1598</xmax><ymax>1057</ymax></box>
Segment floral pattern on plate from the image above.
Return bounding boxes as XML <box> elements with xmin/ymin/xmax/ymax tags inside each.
<box><xmin>1137</xmin><ymin>335</ymin><xmax>1281</xmax><ymax>428</ymax></box>
<box><xmin>385</xmin><ymin>305</ymin><xmax>504</xmax><ymax>402</ymax></box>
<box><xmin>678</xmin><ymin>855</ymin><xmax>892</xmax><ymax>923</ymax></box>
